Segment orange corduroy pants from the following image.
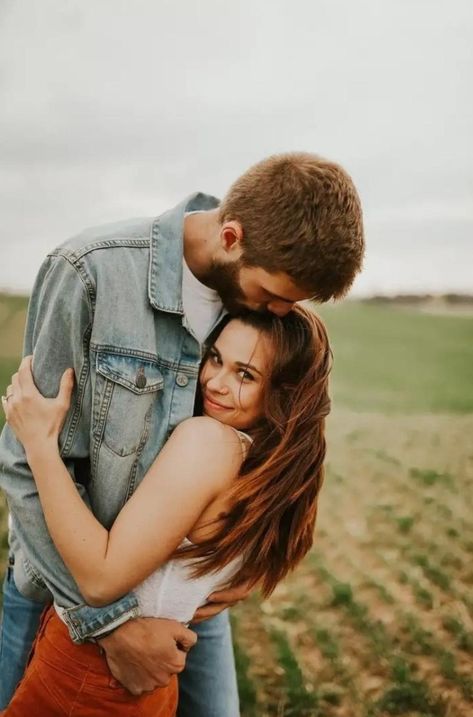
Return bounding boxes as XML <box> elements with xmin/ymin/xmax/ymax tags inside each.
<box><xmin>2</xmin><ymin>607</ymin><xmax>178</xmax><ymax>717</ymax></box>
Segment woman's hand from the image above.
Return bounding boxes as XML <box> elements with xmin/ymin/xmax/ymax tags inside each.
<box><xmin>1</xmin><ymin>356</ymin><xmax>74</xmax><ymax>453</ymax></box>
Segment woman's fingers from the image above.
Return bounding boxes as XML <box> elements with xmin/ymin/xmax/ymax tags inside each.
<box><xmin>11</xmin><ymin>372</ymin><xmax>20</xmax><ymax>394</ymax></box>
<box><xmin>58</xmin><ymin>369</ymin><xmax>75</xmax><ymax>408</ymax></box>
<box><xmin>207</xmin><ymin>581</ymin><xmax>252</xmax><ymax>604</ymax></box>
<box><xmin>18</xmin><ymin>355</ymin><xmax>35</xmax><ymax>392</ymax></box>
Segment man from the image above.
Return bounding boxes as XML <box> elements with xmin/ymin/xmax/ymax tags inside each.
<box><xmin>0</xmin><ymin>152</ymin><xmax>364</xmax><ymax>715</ymax></box>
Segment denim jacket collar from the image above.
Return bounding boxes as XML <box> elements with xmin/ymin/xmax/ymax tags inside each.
<box><xmin>149</xmin><ymin>192</ymin><xmax>220</xmax><ymax>314</ymax></box>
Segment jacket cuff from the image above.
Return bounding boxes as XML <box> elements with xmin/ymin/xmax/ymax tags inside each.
<box><xmin>59</xmin><ymin>594</ymin><xmax>141</xmax><ymax>643</ymax></box>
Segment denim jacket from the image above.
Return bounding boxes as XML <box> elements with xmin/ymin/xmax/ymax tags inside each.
<box><xmin>0</xmin><ymin>192</ymin><xmax>222</xmax><ymax>642</ymax></box>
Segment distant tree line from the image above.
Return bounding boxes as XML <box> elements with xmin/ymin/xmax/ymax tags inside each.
<box><xmin>361</xmin><ymin>293</ymin><xmax>473</xmax><ymax>305</ymax></box>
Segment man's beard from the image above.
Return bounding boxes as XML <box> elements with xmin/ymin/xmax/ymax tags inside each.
<box><xmin>202</xmin><ymin>258</ymin><xmax>247</xmax><ymax>315</ymax></box>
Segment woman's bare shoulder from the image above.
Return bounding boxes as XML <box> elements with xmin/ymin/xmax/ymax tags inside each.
<box><xmin>169</xmin><ymin>417</ymin><xmax>244</xmax><ymax>480</ymax></box>
<box><xmin>172</xmin><ymin>416</ymin><xmax>241</xmax><ymax>448</ymax></box>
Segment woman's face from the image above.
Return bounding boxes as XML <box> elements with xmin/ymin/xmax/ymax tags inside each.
<box><xmin>200</xmin><ymin>319</ymin><xmax>270</xmax><ymax>430</ymax></box>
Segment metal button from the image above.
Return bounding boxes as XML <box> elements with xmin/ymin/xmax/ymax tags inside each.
<box><xmin>135</xmin><ymin>368</ymin><xmax>147</xmax><ymax>389</ymax></box>
<box><xmin>176</xmin><ymin>373</ymin><xmax>189</xmax><ymax>387</ymax></box>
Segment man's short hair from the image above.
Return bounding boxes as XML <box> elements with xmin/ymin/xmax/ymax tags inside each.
<box><xmin>219</xmin><ymin>152</ymin><xmax>364</xmax><ymax>301</ymax></box>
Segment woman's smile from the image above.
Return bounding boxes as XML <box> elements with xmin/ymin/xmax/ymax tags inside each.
<box><xmin>203</xmin><ymin>393</ymin><xmax>232</xmax><ymax>411</ymax></box>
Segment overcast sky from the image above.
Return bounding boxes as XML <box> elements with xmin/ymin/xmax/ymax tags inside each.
<box><xmin>1</xmin><ymin>0</ymin><xmax>472</xmax><ymax>296</ymax></box>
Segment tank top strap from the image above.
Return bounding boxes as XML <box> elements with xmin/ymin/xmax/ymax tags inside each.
<box><xmin>231</xmin><ymin>428</ymin><xmax>253</xmax><ymax>454</ymax></box>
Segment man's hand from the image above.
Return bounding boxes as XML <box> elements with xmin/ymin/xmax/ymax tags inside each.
<box><xmin>98</xmin><ymin>617</ymin><xmax>197</xmax><ymax>696</ymax></box>
<box><xmin>192</xmin><ymin>582</ymin><xmax>253</xmax><ymax>623</ymax></box>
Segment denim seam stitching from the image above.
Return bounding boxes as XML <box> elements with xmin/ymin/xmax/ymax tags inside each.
<box><xmin>90</xmin><ymin>344</ymin><xmax>160</xmax><ymax>362</ymax></box>
<box><xmin>91</xmin><ymin>377</ymin><xmax>114</xmax><ymax>474</ymax></box>
<box><xmin>90</xmin><ymin>344</ymin><xmax>201</xmax><ymax>375</ymax></box>
<box><xmin>62</xmin><ymin>323</ymin><xmax>92</xmax><ymax>457</ymax></box>
<box><xmin>22</xmin><ymin>557</ymin><xmax>47</xmax><ymax>589</ymax></box>
<box><xmin>67</xmin><ymin>606</ymin><xmax>140</xmax><ymax>643</ymax></box>
<box><xmin>149</xmin><ymin>219</ymin><xmax>184</xmax><ymax>314</ymax></box>
<box><xmin>50</xmin><ymin>239</ymin><xmax>151</xmax><ymax>263</ymax></box>
<box><xmin>124</xmin><ymin>404</ymin><xmax>154</xmax><ymax>501</ymax></box>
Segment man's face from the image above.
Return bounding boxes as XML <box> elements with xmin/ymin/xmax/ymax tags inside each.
<box><xmin>204</xmin><ymin>258</ymin><xmax>311</xmax><ymax>316</ymax></box>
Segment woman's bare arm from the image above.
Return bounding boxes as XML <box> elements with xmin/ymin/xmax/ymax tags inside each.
<box><xmin>22</xmin><ymin>416</ymin><xmax>243</xmax><ymax>606</ymax></box>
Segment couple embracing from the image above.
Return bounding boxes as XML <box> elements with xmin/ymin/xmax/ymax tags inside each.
<box><xmin>0</xmin><ymin>152</ymin><xmax>364</xmax><ymax>716</ymax></box>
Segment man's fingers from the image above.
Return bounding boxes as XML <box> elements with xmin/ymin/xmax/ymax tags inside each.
<box><xmin>174</xmin><ymin>625</ymin><xmax>197</xmax><ymax>653</ymax></box>
<box><xmin>108</xmin><ymin>670</ymin><xmax>169</xmax><ymax>695</ymax></box>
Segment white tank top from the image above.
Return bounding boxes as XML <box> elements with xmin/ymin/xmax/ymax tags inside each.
<box><xmin>135</xmin><ymin>538</ymin><xmax>242</xmax><ymax>622</ymax></box>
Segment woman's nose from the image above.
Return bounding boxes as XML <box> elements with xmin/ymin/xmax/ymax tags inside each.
<box><xmin>206</xmin><ymin>371</ymin><xmax>229</xmax><ymax>394</ymax></box>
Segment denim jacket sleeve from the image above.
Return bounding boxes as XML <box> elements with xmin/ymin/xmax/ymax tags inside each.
<box><xmin>0</xmin><ymin>253</ymin><xmax>140</xmax><ymax>643</ymax></box>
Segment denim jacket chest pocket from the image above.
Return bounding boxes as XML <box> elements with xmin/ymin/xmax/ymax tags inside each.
<box><xmin>93</xmin><ymin>352</ymin><xmax>164</xmax><ymax>457</ymax></box>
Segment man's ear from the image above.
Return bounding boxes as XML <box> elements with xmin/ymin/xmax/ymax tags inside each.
<box><xmin>220</xmin><ymin>221</ymin><xmax>243</xmax><ymax>259</ymax></box>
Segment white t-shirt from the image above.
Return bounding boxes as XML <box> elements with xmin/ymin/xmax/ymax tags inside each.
<box><xmin>181</xmin><ymin>209</ymin><xmax>224</xmax><ymax>344</ymax></box>
<box><xmin>182</xmin><ymin>257</ymin><xmax>223</xmax><ymax>345</ymax></box>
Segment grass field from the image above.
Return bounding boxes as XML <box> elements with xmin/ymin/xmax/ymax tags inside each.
<box><xmin>1</xmin><ymin>294</ymin><xmax>472</xmax><ymax>716</ymax></box>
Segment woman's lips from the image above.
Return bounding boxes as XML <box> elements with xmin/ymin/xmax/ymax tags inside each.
<box><xmin>203</xmin><ymin>394</ymin><xmax>232</xmax><ymax>411</ymax></box>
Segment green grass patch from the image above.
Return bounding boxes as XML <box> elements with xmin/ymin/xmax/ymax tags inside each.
<box><xmin>411</xmin><ymin>554</ymin><xmax>451</xmax><ymax>591</ymax></box>
<box><xmin>313</xmin><ymin>628</ymin><xmax>340</xmax><ymax>661</ymax></box>
<box><xmin>269</xmin><ymin>628</ymin><xmax>320</xmax><ymax>716</ymax></box>
<box><xmin>409</xmin><ymin>467</ymin><xmax>454</xmax><ymax>488</ymax></box>
<box><xmin>317</xmin><ymin>302</ymin><xmax>473</xmax><ymax>413</ymax></box>
<box><xmin>399</xmin><ymin>615</ymin><xmax>435</xmax><ymax>656</ymax></box>
<box><xmin>330</xmin><ymin>581</ymin><xmax>354</xmax><ymax>607</ymax></box>
<box><xmin>375</xmin><ymin>678</ymin><xmax>446</xmax><ymax>715</ymax></box>
<box><xmin>370</xmin><ymin>449</ymin><xmax>401</xmax><ymax>466</ymax></box>
<box><xmin>396</xmin><ymin>515</ymin><xmax>415</xmax><ymax>534</ymax></box>
<box><xmin>442</xmin><ymin>616</ymin><xmax>473</xmax><ymax>656</ymax></box>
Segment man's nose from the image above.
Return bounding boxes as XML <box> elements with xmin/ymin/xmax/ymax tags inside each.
<box><xmin>267</xmin><ymin>300</ymin><xmax>295</xmax><ymax>317</ymax></box>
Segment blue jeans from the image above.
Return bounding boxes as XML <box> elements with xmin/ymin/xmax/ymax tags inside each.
<box><xmin>0</xmin><ymin>565</ymin><xmax>47</xmax><ymax>709</ymax></box>
<box><xmin>0</xmin><ymin>568</ymin><xmax>239</xmax><ymax>716</ymax></box>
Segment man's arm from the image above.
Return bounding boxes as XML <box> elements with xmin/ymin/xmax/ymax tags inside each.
<box><xmin>0</xmin><ymin>252</ymin><xmax>198</xmax><ymax>694</ymax></box>
<box><xmin>0</xmin><ymin>252</ymin><xmax>140</xmax><ymax>632</ymax></box>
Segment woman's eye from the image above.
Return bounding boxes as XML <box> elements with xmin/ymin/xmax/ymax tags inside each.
<box><xmin>238</xmin><ymin>369</ymin><xmax>254</xmax><ymax>382</ymax></box>
<box><xmin>209</xmin><ymin>350</ymin><xmax>221</xmax><ymax>364</ymax></box>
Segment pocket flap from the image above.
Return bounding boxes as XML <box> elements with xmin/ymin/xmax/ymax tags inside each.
<box><xmin>96</xmin><ymin>352</ymin><xmax>164</xmax><ymax>394</ymax></box>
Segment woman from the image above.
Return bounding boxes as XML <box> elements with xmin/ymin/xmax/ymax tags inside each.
<box><xmin>1</xmin><ymin>306</ymin><xmax>331</xmax><ymax>716</ymax></box>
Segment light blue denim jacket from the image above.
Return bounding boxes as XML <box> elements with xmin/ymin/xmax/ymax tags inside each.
<box><xmin>0</xmin><ymin>192</ymin><xmax>222</xmax><ymax>642</ymax></box>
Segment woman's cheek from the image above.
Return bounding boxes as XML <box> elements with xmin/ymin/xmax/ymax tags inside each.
<box><xmin>199</xmin><ymin>363</ymin><xmax>210</xmax><ymax>386</ymax></box>
<box><xmin>239</xmin><ymin>386</ymin><xmax>257</xmax><ymax>412</ymax></box>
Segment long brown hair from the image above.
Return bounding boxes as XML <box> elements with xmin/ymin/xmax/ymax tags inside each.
<box><xmin>178</xmin><ymin>305</ymin><xmax>332</xmax><ymax>597</ymax></box>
